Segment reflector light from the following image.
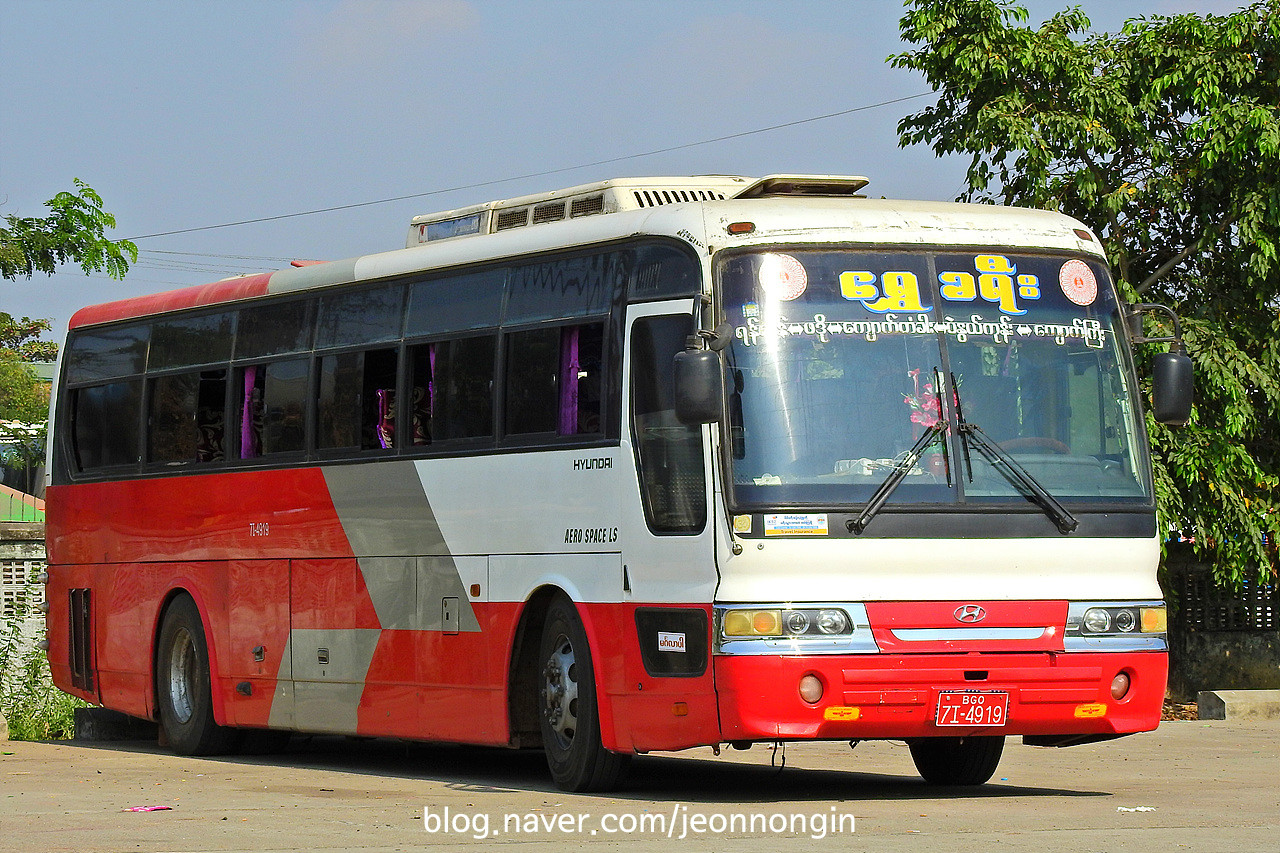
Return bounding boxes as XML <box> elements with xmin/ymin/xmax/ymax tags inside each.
<box><xmin>672</xmin><ymin>702</ymin><xmax>689</xmax><ymax>717</ymax></box>
<box><xmin>1073</xmin><ymin>228</ymin><xmax>1095</xmax><ymax>241</ymax></box>
<box><xmin>823</xmin><ymin>706</ymin><xmax>860</xmax><ymax>721</ymax></box>
<box><xmin>727</xmin><ymin>221</ymin><xmax>755</xmax><ymax>234</ymax></box>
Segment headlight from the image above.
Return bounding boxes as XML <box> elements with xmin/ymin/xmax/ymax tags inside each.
<box><xmin>1065</xmin><ymin>602</ymin><xmax>1168</xmax><ymax>652</ymax></box>
<box><xmin>1083</xmin><ymin>607</ymin><xmax>1112</xmax><ymax>633</ymax></box>
<box><xmin>817</xmin><ymin>609</ymin><xmax>850</xmax><ymax>634</ymax></box>
<box><xmin>721</xmin><ymin>607</ymin><xmax>855</xmax><ymax>638</ymax></box>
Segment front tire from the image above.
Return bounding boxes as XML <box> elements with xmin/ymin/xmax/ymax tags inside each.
<box><xmin>909</xmin><ymin>736</ymin><xmax>1005</xmax><ymax>785</ymax></box>
<box><xmin>156</xmin><ymin>596</ymin><xmax>240</xmax><ymax>755</ymax></box>
<box><xmin>537</xmin><ymin>596</ymin><xmax>630</xmax><ymax>792</ymax></box>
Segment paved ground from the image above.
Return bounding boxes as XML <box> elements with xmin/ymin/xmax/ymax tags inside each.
<box><xmin>2</xmin><ymin>720</ymin><xmax>1277</xmax><ymax>852</ymax></box>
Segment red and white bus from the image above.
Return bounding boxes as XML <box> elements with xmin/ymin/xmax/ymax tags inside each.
<box><xmin>43</xmin><ymin>175</ymin><xmax>1192</xmax><ymax>791</ymax></box>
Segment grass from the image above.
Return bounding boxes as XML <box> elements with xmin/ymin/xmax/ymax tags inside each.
<box><xmin>1</xmin><ymin>576</ymin><xmax>86</xmax><ymax>740</ymax></box>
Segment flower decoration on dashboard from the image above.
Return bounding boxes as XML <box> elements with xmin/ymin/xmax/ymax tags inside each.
<box><xmin>904</xmin><ymin>368</ymin><xmax>944</xmax><ymax>428</ymax></box>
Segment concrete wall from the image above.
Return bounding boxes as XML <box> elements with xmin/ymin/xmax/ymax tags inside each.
<box><xmin>1164</xmin><ymin>555</ymin><xmax>1280</xmax><ymax>702</ymax></box>
<box><xmin>1</xmin><ymin>522</ymin><xmax>46</xmax><ymax>666</ymax></box>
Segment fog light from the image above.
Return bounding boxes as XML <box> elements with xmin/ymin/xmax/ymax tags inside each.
<box><xmin>1110</xmin><ymin>671</ymin><xmax>1131</xmax><ymax>701</ymax></box>
<box><xmin>799</xmin><ymin>674</ymin><xmax>824</xmax><ymax>704</ymax></box>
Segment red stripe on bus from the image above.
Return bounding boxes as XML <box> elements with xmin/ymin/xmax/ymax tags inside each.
<box><xmin>68</xmin><ymin>273</ymin><xmax>274</xmax><ymax>329</ymax></box>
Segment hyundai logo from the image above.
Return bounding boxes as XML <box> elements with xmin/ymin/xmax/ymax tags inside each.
<box><xmin>954</xmin><ymin>604</ymin><xmax>987</xmax><ymax>623</ymax></box>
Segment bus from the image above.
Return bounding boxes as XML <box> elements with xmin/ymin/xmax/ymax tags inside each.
<box><xmin>42</xmin><ymin>174</ymin><xmax>1192</xmax><ymax>792</ymax></box>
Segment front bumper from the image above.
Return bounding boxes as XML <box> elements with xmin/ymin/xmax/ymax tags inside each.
<box><xmin>715</xmin><ymin>650</ymin><xmax>1166</xmax><ymax>741</ymax></box>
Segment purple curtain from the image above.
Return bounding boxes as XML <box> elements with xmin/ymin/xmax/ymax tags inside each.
<box><xmin>376</xmin><ymin>389</ymin><xmax>394</xmax><ymax>449</ymax></box>
<box><xmin>241</xmin><ymin>367</ymin><xmax>261</xmax><ymax>459</ymax></box>
<box><xmin>558</xmin><ymin>326</ymin><xmax>580</xmax><ymax>435</ymax></box>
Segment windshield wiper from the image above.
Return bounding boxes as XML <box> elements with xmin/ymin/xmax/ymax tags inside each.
<box><xmin>958</xmin><ymin>421</ymin><xmax>1079</xmax><ymax>534</ymax></box>
<box><xmin>847</xmin><ymin>421</ymin><xmax>948</xmax><ymax>535</ymax></box>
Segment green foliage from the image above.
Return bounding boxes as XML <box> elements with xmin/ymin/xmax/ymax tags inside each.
<box><xmin>0</xmin><ymin>314</ymin><xmax>53</xmax><ymax>459</ymax></box>
<box><xmin>1</xmin><ymin>576</ymin><xmax>85</xmax><ymax>740</ymax></box>
<box><xmin>1</xmin><ymin>179</ymin><xmax>137</xmax><ymax>281</ymax></box>
<box><xmin>894</xmin><ymin>0</ymin><xmax>1280</xmax><ymax>586</ymax></box>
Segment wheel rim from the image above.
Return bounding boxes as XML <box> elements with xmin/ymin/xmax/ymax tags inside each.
<box><xmin>167</xmin><ymin>628</ymin><xmax>197</xmax><ymax>725</ymax></box>
<box><xmin>540</xmin><ymin>633</ymin><xmax>579</xmax><ymax>750</ymax></box>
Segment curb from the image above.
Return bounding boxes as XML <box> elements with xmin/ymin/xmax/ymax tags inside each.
<box><xmin>1197</xmin><ymin>689</ymin><xmax>1280</xmax><ymax>721</ymax></box>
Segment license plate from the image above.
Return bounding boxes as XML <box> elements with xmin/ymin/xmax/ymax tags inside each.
<box><xmin>936</xmin><ymin>690</ymin><xmax>1009</xmax><ymax>727</ymax></box>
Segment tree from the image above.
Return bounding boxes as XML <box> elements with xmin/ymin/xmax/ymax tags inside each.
<box><xmin>893</xmin><ymin>0</ymin><xmax>1280</xmax><ymax>586</ymax></box>
<box><xmin>1</xmin><ymin>179</ymin><xmax>135</xmax><ymax>476</ymax></box>
<box><xmin>1</xmin><ymin>178</ymin><xmax>137</xmax><ymax>281</ymax></box>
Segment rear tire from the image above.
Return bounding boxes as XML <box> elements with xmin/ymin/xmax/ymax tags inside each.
<box><xmin>909</xmin><ymin>736</ymin><xmax>1005</xmax><ymax>785</ymax></box>
<box><xmin>156</xmin><ymin>596</ymin><xmax>240</xmax><ymax>755</ymax></box>
<box><xmin>537</xmin><ymin>595</ymin><xmax>630</xmax><ymax>792</ymax></box>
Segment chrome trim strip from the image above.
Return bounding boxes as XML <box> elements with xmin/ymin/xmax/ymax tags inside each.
<box><xmin>891</xmin><ymin>627</ymin><xmax>1048</xmax><ymax>641</ymax></box>
<box><xmin>1064</xmin><ymin>635</ymin><xmax>1167</xmax><ymax>652</ymax></box>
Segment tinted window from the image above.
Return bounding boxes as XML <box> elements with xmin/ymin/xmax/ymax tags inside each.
<box><xmin>73</xmin><ymin>381</ymin><xmax>142</xmax><ymax>470</ymax></box>
<box><xmin>631</xmin><ymin>315</ymin><xmax>706</xmax><ymax>533</ymax></box>
<box><xmin>504</xmin><ymin>252</ymin><xmax>622</xmax><ymax>323</ymax></box>
<box><xmin>406</xmin><ymin>268</ymin><xmax>505</xmax><ymax>337</ymax></box>
<box><xmin>236</xmin><ymin>300</ymin><xmax>313</xmax><ymax>359</ymax></box>
<box><xmin>316</xmin><ymin>349</ymin><xmax>398</xmax><ymax>451</ymax></box>
<box><xmin>630</xmin><ymin>244</ymin><xmax>700</xmax><ymax>300</ymax></box>
<box><xmin>503</xmin><ymin>323</ymin><xmax>605</xmax><ymax>439</ymax></box>
<box><xmin>150</xmin><ymin>313</ymin><xmax>234</xmax><ymax>370</ymax></box>
<box><xmin>433</xmin><ymin>336</ymin><xmax>495</xmax><ymax>440</ymax></box>
<box><xmin>65</xmin><ymin>325</ymin><xmax>150</xmax><ymax>384</ymax></box>
<box><xmin>505</xmin><ymin>327</ymin><xmax>561</xmax><ymax>436</ymax></box>
<box><xmin>316</xmin><ymin>283</ymin><xmax>405</xmax><ymax>349</ymax></box>
<box><xmin>239</xmin><ymin>360</ymin><xmax>308</xmax><ymax>457</ymax></box>
<box><xmin>148</xmin><ymin>370</ymin><xmax>227</xmax><ymax>464</ymax></box>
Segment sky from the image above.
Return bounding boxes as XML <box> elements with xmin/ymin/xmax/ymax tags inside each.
<box><xmin>0</xmin><ymin>0</ymin><xmax>1249</xmax><ymax>345</ymax></box>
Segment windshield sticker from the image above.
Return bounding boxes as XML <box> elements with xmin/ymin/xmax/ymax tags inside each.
<box><xmin>734</xmin><ymin>312</ymin><xmax>1107</xmax><ymax>348</ymax></box>
<box><xmin>840</xmin><ymin>270</ymin><xmax>931</xmax><ymax>313</ymax></box>
<box><xmin>759</xmin><ymin>253</ymin><xmax>808</xmax><ymax>300</ymax></box>
<box><xmin>839</xmin><ymin>255</ymin><xmax>1045</xmax><ymax>317</ymax></box>
<box><xmin>1059</xmin><ymin>259</ymin><xmax>1098</xmax><ymax>306</ymax></box>
<box><xmin>937</xmin><ymin>254</ymin><xmax>1041</xmax><ymax>316</ymax></box>
<box><xmin>764</xmin><ymin>513</ymin><xmax>829</xmax><ymax>536</ymax></box>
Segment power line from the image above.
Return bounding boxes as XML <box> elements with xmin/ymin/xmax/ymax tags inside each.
<box><xmin>124</xmin><ymin>90</ymin><xmax>936</xmax><ymax>242</ymax></box>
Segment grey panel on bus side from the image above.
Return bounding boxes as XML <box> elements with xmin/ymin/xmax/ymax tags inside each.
<box><xmin>321</xmin><ymin>461</ymin><xmax>480</xmax><ymax>634</ymax></box>
<box><xmin>268</xmin><ymin>257</ymin><xmax>360</xmax><ymax>295</ymax></box>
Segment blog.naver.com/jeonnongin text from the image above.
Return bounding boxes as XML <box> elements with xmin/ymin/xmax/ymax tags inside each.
<box><xmin>423</xmin><ymin>805</ymin><xmax>856</xmax><ymax>840</ymax></box>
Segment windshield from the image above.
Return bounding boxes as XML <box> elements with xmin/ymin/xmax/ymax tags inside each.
<box><xmin>720</xmin><ymin>249</ymin><xmax>1149</xmax><ymax>510</ymax></box>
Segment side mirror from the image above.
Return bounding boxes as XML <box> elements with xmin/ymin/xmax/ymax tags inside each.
<box><xmin>1151</xmin><ymin>350</ymin><xmax>1193</xmax><ymax>426</ymax></box>
<box><xmin>673</xmin><ymin>349</ymin><xmax>723</xmax><ymax>424</ymax></box>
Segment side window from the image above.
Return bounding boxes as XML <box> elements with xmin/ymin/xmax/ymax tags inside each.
<box><xmin>148</xmin><ymin>370</ymin><xmax>227</xmax><ymax>464</ymax></box>
<box><xmin>316</xmin><ymin>349</ymin><xmax>399</xmax><ymax>451</ymax></box>
<box><xmin>503</xmin><ymin>323</ymin><xmax>605</xmax><ymax>438</ymax></box>
<box><xmin>238</xmin><ymin>359</ymin><xmax>308</xmax><ymax>458</ymax></box>
<box><xmin>72</xmin><ymin>380</ymin><xmax>142</xmax><ymax>471</ymax></box>
<box><xmin>630</xmin><ymin>315</ymin><xmax>706</xmax><ymax>533</ymax></box>
<box><xmin>427</xmin><ymin>335</ymin><xmax>496</xmax><ymax>441</ymax></box>
<box><xmin>504</xmin><ymin>327</ymin><xmax>560</xmax><ymax>436</ymax></box>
